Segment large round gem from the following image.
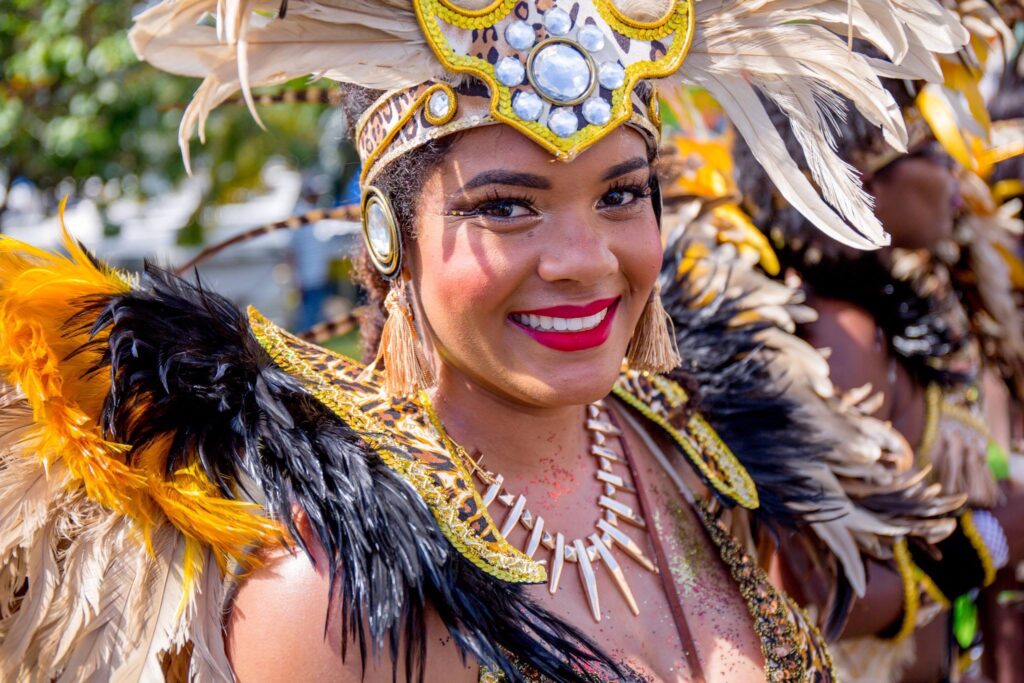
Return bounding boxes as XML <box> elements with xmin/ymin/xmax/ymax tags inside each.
<box><xmin>505</xmin><ymin>20</ymin><xmax>535</xmax><ymax>50</ymax></box>
<box><xmin>582</xmin><ymin>97</ymin><xmax>611</xmax><ymax>126</ymax></box>
<box><xmin>496</xmin><ymin>56</ymin><xmax>525</xmax><ymax>86</ymax></box>
<box><xmin>598</xmin><ymin>62</ymin><xmax>625</xmax><ymax>90</ymax></box>
<box><xmin>547</xmin><ymin>108</ymin><xmax>578</xmax><ymax>137</ymax></box>
<box><xmin>366</xmin><ymin>200</ymin><xmax>393</xmax><ymax>261</ymax></box>
<box><xmin>513</xmin><ymin>91</ymin><xmax>544</xmax><ymax>121</ymax></box>
<box><xmin>428</xmin><ymin>90</ymin><xmax>451</xmax><ymax>119</ymax></box>
<box><xmin>544</xmin><ymin>8</ymin><xmax>572</xmax><ymax>36</ymax></box>
<box><xmin>529</xmin><ymin>41</ymin><xmax>594</xmax><ymax>104</ymax></box>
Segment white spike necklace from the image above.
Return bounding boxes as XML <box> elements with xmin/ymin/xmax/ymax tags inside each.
<box><xmin>426</xmin><ymin>398</ymin><xmax>659</xmax><ymax>622</ymax></box>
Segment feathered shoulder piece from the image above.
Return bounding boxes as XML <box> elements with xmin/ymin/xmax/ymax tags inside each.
<box><xmin>0</xmin><ymin>220</ymin><xmax>277</xmax><ymax>681</ymax></box>
<box><xmin>629</xmin><ymin>219</ymin><xmax>965</xmax><ymax>637</ymax></box>
<box><xmin>0</xmin><ymin>227</ymin><xmax>620</xmax><ymax>681</ymax></box>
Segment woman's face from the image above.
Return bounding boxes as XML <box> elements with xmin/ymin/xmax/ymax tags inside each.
<box><xmin>867</xmin><ymin>141</ymin><xmax>961</xmax><ymax>250</ymax></box>
<box><xmin>407</xmin><ymin>125</ymin><xmax>662</xmax><ymax>408</ymax></box>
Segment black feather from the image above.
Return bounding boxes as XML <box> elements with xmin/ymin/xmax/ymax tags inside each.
<box><xmin>660</xmin><ymin>236</ymin><xmax>837</xmax><ymax>529</ymax></box>
<box><xmin>656</xmin><ymin>236</ymin><xmax>857</xmax><ymax>630</ymax></box>
<box><xmin>74</xmin><ymin>263</ymin><xmax>624</xmax><ymax>683</ymax></box>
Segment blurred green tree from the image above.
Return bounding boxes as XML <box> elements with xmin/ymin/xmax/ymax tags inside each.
<box><xmin>0</xmin><ymin>0</ymin><xmax>348</xmax><ymax>239</ymax></box>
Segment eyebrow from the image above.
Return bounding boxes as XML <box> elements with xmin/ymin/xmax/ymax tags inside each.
<box><xmin>456</xmin><ymin>155</ymin><xmax>650</xmax><ymax>194</ymax></box>
<box><xmin>601</xmin><ymin>156</ymin><xmax>650</xmax><ymax>181</ymax></box>
<box><xmin>462</xmin><ymin>170</ymin><xmax>552</xmax><ymax>191</ymax></box>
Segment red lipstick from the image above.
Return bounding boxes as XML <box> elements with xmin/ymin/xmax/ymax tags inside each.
<box><xmin>509</xmin><ymin>297</ymin><xmax>620</xmax><ymax>352</ymax></box>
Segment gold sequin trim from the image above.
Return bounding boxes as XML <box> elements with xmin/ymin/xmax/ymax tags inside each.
<box><xmin>696</xmin><ymin>501</ymin><xmax>835</xmax><ymax>681</ymax></box>
<box><xmin>915</xmin><ymin>565</ymin><xmax>952</xmax><ymax>611</ymax></box>
<box><xmin>891</xmin><ymin>538</ymin><xmax>921</xmax><ymax>642</ymax></box>
<box><xmin>612</xmin><ymin>373</ymin><xmax>760</xmax><ymax>509</ymax></box>
<box><xmin>594</xmin><ymin>0</ymin><xmax>685</xmax><ymax>40</ymax></box>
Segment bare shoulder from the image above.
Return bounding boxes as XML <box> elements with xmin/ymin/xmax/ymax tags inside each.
<box><xmin>226</xmin><ymin>524</ymin><xmax>477</xmax><ymax>683</ymax></box>
<box><xmin>801</xmin><ymin>294</ymin><xmax>893</xmax><ymax>416</ymax></box>
<box><xmin>226</xmin><ymin>545</ymin><xmax>346</xmax><ymax>681</ymax></box>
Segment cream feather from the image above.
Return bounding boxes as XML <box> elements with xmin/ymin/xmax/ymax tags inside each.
<box><xmin>0</xmin><ymin>518</ymin><xmax>59</xmax><ymax>677</ymax></box>
<box><xmin>187</xmin><ymin>548</ymin><xmax>234</xmax><ymax>683</ymax></box>
<box><xmin>130</xmin><ymin>0</ymin><xmax>438</xmax><ymax>172</ymax></box>
<box><xmin>676</xmin><ymin>212</ymin><xmax>964</xmax><ymax>598</ymax></box>
<box><xmin>672</xmin><ymin>0</ymin><xmax>966</xmax><ymax>248</ymax></box>
<box><xmin>0</xmin><ymin>380</ymin><xmax>234</xmax><ymax>681</ymax></box>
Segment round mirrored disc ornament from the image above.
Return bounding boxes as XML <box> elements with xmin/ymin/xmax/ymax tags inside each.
<box><xmin>543</xmin><ymin>8</ymin><xmax>572</xmax><ymax>36</ymax></box>
<box><xmin>361</xmin><ymin>187</ymin><xmax>401</xmax><ymax>277</ymax></box>
<box><xmin>547</xmin><ymin>107</ymin><xmax>579</xmax><ymax>137</ymax></box>
<box><xmin>527</xmin><ymin>40</ymin><xmax>595</xmax><ymax>105</ymax></box>
<box><xmin>598</xmin><ymin>62</ymin><xmax>626</xmax><ymax>90</ymax></box>
<box><xmin>496</xmin><ymin>56</ymin><xmax>525</xmax><ymax>87</ymax></box>
<box><xmin>577</xmin><ymin>25</ymin><xmax>605</xmax><ymax>52</ymax></box>
<box><xmin>513</xmin><ymin>91</ymin><xmax>544</xmax><ymax>121</ymax></box>
<box><xmin>505</xmin><ymin>20</ymin><xmax>535</xmax><ymax>50</ymax></box>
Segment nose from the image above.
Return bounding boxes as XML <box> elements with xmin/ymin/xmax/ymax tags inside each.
<box><xmin>536</xmin><ymin>213</ymin><xmax>619</xmax><ymax>285</ymax></box>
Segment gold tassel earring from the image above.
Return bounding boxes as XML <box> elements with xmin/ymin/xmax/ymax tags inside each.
<box><xmin>626</xmin><ymin>282</ymin><xmax>681</xmax><ymax>374</ymax></box>
<box><xmin>365</xmin><ymin>281</ymin><xmax>435</xmax><ymax>397</ymax></box>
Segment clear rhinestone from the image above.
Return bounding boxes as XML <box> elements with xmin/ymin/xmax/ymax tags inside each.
<box><xmin>529</xmin><ymin>42</ymin><xmax>593</xmax><ymax>104</ymax></box>
<box><xmin>495</xmin><ymin>56</ymin><xmax>525</xmax><ymax>87</ymax></box>
<box><xmin>427</xmin><ymin>90</ymin><xmax>451</xmax><ymax>119</ymax></box>
<box><xmin>505</xmin><ymin>20</ymin><xmax>535</xmax><ymax>50</ymax></box>
<box><xmin>512</xmin><ymin>91</ymin><xmax>544</xmax><ymax>121</ymax></box>
<box><xmin>547</xmin><ymin>107</ymin><xmax>578</xmax><ymax>137</ymax></box>
<box><xmin>598</xmin><ymin>62</ymin><xmax>626</xmax><ymax>90</ymax></box>
<box><xmin>578</xmin><ymin>25</ymin><xmax>605</xmax><ymax>52</ymax></box>
<box><xmin>366</xmin><ymin>201</ymin><xmax>392</xmax><ymax>260</ymax></box>
<box><xmin>582</xmin><ymin>97</ymin><xmax>611</xmax><ymax>125</ymax></box>
<box><xmin>544</xmin><ymin>8</ymin><xmax>572</xmax><ymax>36</ymax></box>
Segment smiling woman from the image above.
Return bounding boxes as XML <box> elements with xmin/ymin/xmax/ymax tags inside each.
<box><xmin>0</xmin><ymin>0</ymin><xmax>977</xmax><ymax>682</ymax></box>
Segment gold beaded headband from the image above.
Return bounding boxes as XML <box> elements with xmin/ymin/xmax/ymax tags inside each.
<box><xmin>355</xmin><ymin>81</ymin><xmax>662</xmax><ymax>185</ymax></box>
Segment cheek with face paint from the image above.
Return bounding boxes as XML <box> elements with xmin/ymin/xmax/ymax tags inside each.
<box><xmin>870</xmin><ymin>157</ymin><xmax>960</xmax><ymax>250</ymax></box>
<box><xmin>406</xmin><ymin>125</ymin><xmax>662</xmax><ymax>408</ymax></box>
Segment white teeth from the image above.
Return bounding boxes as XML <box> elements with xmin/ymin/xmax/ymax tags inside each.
<box><xmin>512</xmin><ymin>305</ymin><xmax>611</xmax><ymax>332</ymax></box>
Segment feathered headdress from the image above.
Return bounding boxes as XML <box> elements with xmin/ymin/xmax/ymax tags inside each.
<box><xmin>130</xmin><ymin>0</ymin><xmax>967</xmax><ymax>250</ymax></box>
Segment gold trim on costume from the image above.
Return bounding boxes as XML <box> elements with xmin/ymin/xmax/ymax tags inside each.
<box><xmin>402</xmin><ymin>0</ymin><xmax>692</xmax><ymax>163</ymax></box>
<box><xmin>248</xmin><ymin>307</ymin><xmax>545</xmax><ymax>584</ymax></box>
<box><xmin>595</xmin><ymin>0</ymin><xmax>679</xmax><ymax>38</ymax></box>
<box><xmin>891</xmin><ymin>538</ymin><xmax>921</xmax><ymax>643</ymax></box>
<box><xmin>958</xmin><ymin>510</ymin><xmax>997</xmax><ymax>587</ymax></box>
<box><xmin>612</xmin><ymin>371</ymin><xmax>760</xmax><ymax>510</ymax></box>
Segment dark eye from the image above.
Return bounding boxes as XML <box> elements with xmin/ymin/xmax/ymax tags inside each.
<box><xmin>480</xmin><ymin>200</ymin><xmax>532</xmax><ymax>218</ymax></box>
<box><xmin>606</xmin><ymin>190</ymin><xmax>633</xmax><ymax>206</ymax></box>
<box><xmin>599</xmin><ymin>187</ymin><xmax>643</xmax><ymax>208</ymax></box>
